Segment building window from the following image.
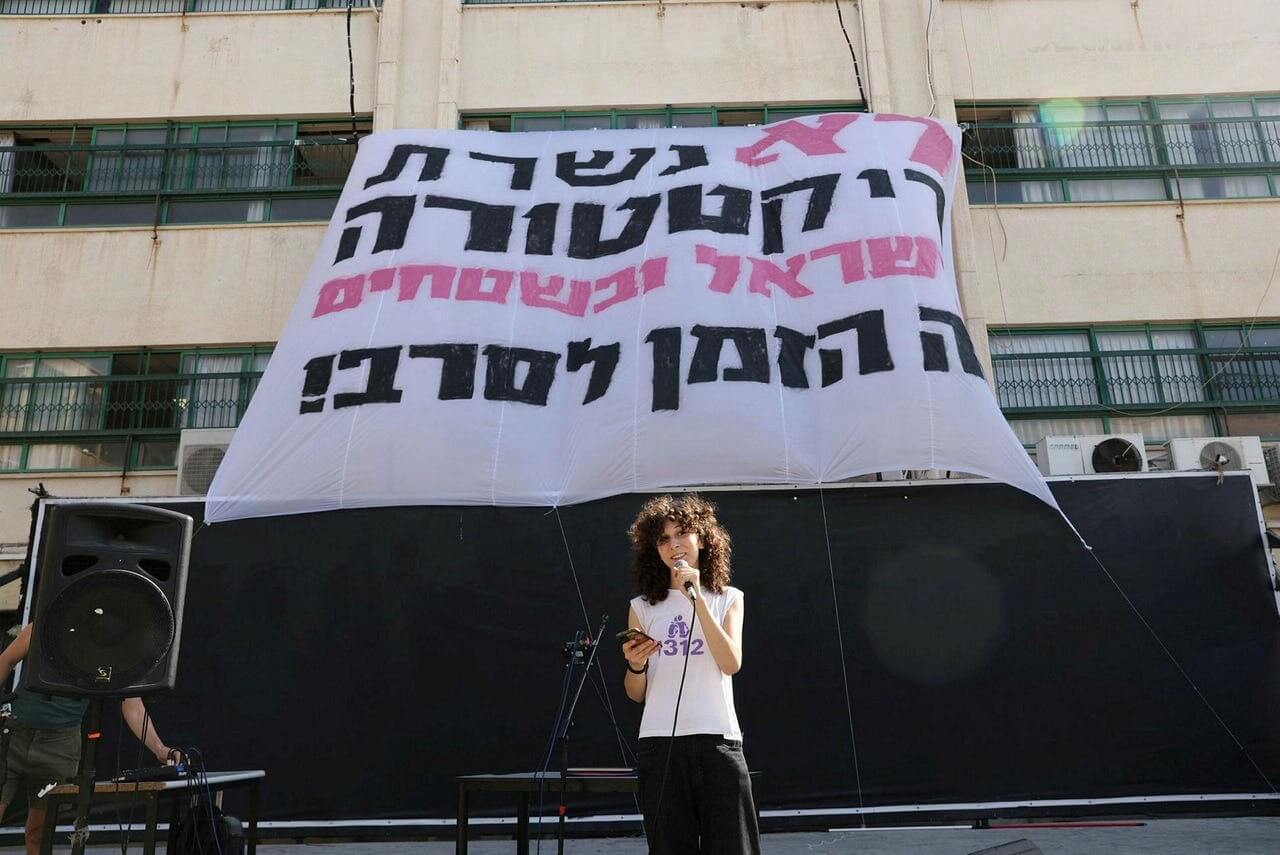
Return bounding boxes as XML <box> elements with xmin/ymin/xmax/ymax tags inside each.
<box><xmin>0</xmin><ymin>347</ymin><xmax>270</xmax><ymax>472</ymax></box>
<box><xmin>962</xmin><ymin>95</ymin><xmax>1280</xmax><ymax>204</ymax></box>
<box><xmin>0</xmin><ymin>1</ymin><xmax>369</xmax><ymax>15</ymax></box>
<box><xmin>990</xmin><ymin>323</ymin><xmax>1280</xmax><ymax>444</ymax></box>
<box><xmin>0</xmin><ymin>119</ymin><xmax>363</xmax><ymax>228</ymax></box>
<box><xmin>461</xmin><ymin>105</ymin><xmax>864</xmax><ymax>133</ymax></box>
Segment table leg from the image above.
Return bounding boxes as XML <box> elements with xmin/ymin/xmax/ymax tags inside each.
<box><xmin>516</xmin><ymin>792</ymin><xmax>529</xmax><ymax>855</ymax></box>
<box><xmin>38</xmin><ymin>796</ymin><xmax>59</xmax><ymax>855</ymax></box>
<box><xmin>456</xmin><ymin>784</ymin><xmax>468</xmax><ymax>855</ymax></box>
<box><xmin>142</xmin><ymin>793</ymin><xmax>159</xmax><ymax>855</ymax></box>
<box><xmin>248</xmin><ymin>779</ymin><xmax>260</xmax><ymax>855</ymax></box>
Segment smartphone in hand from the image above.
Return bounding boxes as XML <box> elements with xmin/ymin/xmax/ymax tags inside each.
<box><xmin>616</xmin><ymin>627</ymin><xmax>655</xmax><ymax>645</ymax></box>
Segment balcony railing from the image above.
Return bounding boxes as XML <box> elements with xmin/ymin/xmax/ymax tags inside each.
<box><xmin>0</xmin><ymin>134</ymin><xmax>356</xmax><ymax>226</ymax></box>
<box><xmin>963</xmin><ymin>115</ymin><xmax>1280</xmax><ymax>202</ymax></box>
<box><xmin>992</xmin><ymin>346</ymin><xmax>1280</xmax><ymax>413</ymax></box>
<box><xmin>0</xmin><ymin>371</ymin><xmax>264</xmax><ymax>439</ymax></box>
<box><xmin>0</xmin><ymin>0</ymin><xmax>368</xmax><ymax>13</ymax></box>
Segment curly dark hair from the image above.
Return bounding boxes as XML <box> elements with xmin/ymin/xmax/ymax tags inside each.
<box><xmin>628</xmin><ymin>493</ymin><xmax>733</xmax><ymax>605</ymax></box>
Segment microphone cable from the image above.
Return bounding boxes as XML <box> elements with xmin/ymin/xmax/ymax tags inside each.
<box><xmin>647</xmin><ymin>595</ymin><xmax>698</xmax><ymax>848</ymax></box>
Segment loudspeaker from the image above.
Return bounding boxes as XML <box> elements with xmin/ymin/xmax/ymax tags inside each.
<box><xmin>24</xmin><ymin>503</ymin><xmax>192</xmax><ymax>697</ymax></box>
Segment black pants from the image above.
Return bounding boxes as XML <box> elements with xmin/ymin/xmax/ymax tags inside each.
<box><xmin>636</xmin><ymin>735</ymin><xmax>761</xmax><ymax>855</ymax></box>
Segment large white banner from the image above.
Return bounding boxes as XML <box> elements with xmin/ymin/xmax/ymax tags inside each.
<box><xmin>206</xmin><ymin>114</ymin><xmax>1057</xmax><ymax>522</ymax></box>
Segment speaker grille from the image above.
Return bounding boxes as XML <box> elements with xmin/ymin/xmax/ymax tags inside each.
<box><xmin>39</xmin><ymin>570</ymin><xmax>175</xmax><ymax>692</ymax></box>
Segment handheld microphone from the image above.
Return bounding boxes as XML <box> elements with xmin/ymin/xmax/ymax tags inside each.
<box><xmin>675</xmin><ymin>560</ymin><xmax>698</xmax><ymax>602</ymax></box>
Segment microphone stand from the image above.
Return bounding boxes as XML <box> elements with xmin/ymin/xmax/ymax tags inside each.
<box><xmin>553</xmin><ymin>614</ymin><xmax>608</xmax><ymax>855</ymax></box>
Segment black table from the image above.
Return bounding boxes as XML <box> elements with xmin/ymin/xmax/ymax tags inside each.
<box><xmin>456</xmin><ymin>769</ymin><xmax>759</xmax><ymax>854</ymax></box>
<box><xmin>39</xmin><ymin>768</ymin><xmax>264</xmax><ymax>855</ymax></box>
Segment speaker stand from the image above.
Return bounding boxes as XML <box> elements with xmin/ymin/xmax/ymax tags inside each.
<box><xmin>69</xmin><ymin>698</ymin><xmax>103</xmax><ymax>855</ymax></box>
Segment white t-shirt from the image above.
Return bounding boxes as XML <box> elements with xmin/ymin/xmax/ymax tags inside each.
<box><xmin>631</xmin><ymin>586</ymin><xmax>744</xmax><ymax>740</ymax></box>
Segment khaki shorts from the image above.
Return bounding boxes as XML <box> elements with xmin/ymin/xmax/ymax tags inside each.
<box><xmin>0</xmin><ymin>719</ymin><xmax>82</xmax><ymax>806</ymax></box>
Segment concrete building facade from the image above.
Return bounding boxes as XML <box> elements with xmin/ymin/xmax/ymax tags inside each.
<box><xmin>2</xmin><ymin>0</ymin><xmax>1278</xmax><ymax>601</ymax></box>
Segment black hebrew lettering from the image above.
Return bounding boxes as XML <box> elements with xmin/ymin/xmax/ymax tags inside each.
<box><xmin>918</xmin><ymin>307</ymin><xmax>984</xmax><ymax>378</ymax></box>
<box><xmin>856</xmin><ymin>168</ymin><xmax>895</xmax><ymax>198</ymax></box>
<box><xmin>523</xmin><ymin>204</ymin><xmax>559</xmax><ymax>255</ymax></box>
<box><xmin>422</xmin><ymin>196</ymin><xmax>516</xmax><ymax>253</ymax></box>
<box><xmin>905</xmin><ymin>169</ymin><xmax>946</xmax><ymax>249</ymax></box>
<box><xmin>299</xmin><ymin>354</ymin><xmax>337</xmax><ymax>414</ymax></box>
<box><xmin>335</xmin><ymin>195</ymin><xmax>417</xmax><ymax>263</ymax></box>
<box><xmin>556</xmin><ymin>148</ymin><xmax>656</xmax><ymax>187</ymax></box>
<box><xmin>687</xmin><ymin>326</ymin><xmax>770</xmax><ymax>384</ymax></box>
<box><xmin>667</xmin><ymin>184</ymin><xmax>751</xmax><ymax>236</ymax></box>
<box><xmin>482</xmin><ymin>345</ymin><xmax>562</xmax><ymax>406</ymax></box>
<box><xmin>773</xmin><ymin>327</ymin><xmax>816</xmax><ymax>389</ymax></box>
<box><xmin>332</xmin><ymin>347</ymin><xmax>405</xmax><ymax>409</ymax></box>
<box><xmin>568</xmin><ymin>196</ymin><xmax>662</xmax><ymax>260</ymax></box>
<box><xmin>363</xmin><ymin>145</ymin><xmax>449</xmax><ymax>189</ymax></box>
<box><xmin>660</xmin><ymin>145</ymin><xmax>710</xmax><ymax>177</ymax></box>
<box><xmin>644</xmin><ymin>327</ymin><xmax>682</xmax><ymax>412</ymax></box>
<box><xmin>816</xmin><ymin>310</ymin><xmax>894</xmax><ymax>386</ymax></box>
<box><xmin>566</xmin><ymin>338</ymin><xmax>621</xmax><ymax>405</ymax></box>
<box><xmin>407</xmin><ymin>344</ymin><xmax>479</xmax><ymax>400</ymax></box>
<box><xmin>469</xmin><ymin>151</ymin><xmax>537</xmax><ymax>190</ymax></box>
<box><xmin>920</xmin><ymin>332</ymin><xmax>949</xmax><ymax>373</ymax></box>
<box><xmin>760</xmin><ymin>174</ymin><xmax>840</xmax><ymax>255</ymax></box>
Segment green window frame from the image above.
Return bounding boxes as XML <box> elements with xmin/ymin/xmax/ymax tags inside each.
<box><xmin>0</xmin><ymin>2</ymin><xmax>371</xmax><ymax>15</ymax></box>
<box><xmin>1</xmin><ymin>118</ymin><xmax>363</xmax><ymax>229</ymax></box>
<box><xmin>0</xmin><ymin>346</ymin><xmax>272</xmax><ymax>474</ymax></box>
<box><xmin>461</xmin><ymin>104</ymin><xmax>866</xmax><ymax>132</ymax></box>
<box><xmin>962</xmin><ymin>94</ymin><xmax>1280</xmax><ymax>205</ymax></box>
<box><xmin>990</xmin><ymin>322</ymin><xmax>1280</xmax><ymax>442</ymax></box>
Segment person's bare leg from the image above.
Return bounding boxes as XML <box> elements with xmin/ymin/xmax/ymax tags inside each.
<box><xmin>25</xmin><ymin>805</ymin><xmax>45</xmax><ymax>855</ymax></box>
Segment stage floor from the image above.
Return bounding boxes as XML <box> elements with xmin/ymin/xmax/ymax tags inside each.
<box><xmin>11</xmin><ymin>817</ymin><xmax>1280</xmax><ymax>854</ymax></box>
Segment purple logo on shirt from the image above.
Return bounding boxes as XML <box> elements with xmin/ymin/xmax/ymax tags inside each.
<box><xmin>663</xmin><ymin>615</ymin><xmax>704</xmax><ymax>656</ymax></box>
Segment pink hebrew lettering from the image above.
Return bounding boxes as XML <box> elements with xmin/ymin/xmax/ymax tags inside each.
<box><xmin>640</xmin><ymin>257</ymin><xmax>668</xmax><ymax>293</ymax></box>
<box><xmin>867</xmin><ymin>236</ymin><xmax>940</xmax><ymax>279</ymax></box>
<box><xmin>367</xmin><ymin>267</ymin><xmax>397</xmax><ymax>293</ymax></box>
<box><xmin>695</xmin><ymin>245</ymin><xmax>741</xmax><ymax>293</ymax></box>
<box><xmin>312</xmin><ymin>274</ymin><xmax>366</xmax><ymax>318</ymax></box>
<box><xmin>735</xmin><ymin>114</ymin><xmax>860</xmax><ymax>166</ymax></box>
<box><xmin>591</xmin><ymin>257</ymin><xmax>669</xmax><ymax>313</ymax></box>
<box><xmin>520</xmin><ymin>272</ymin><xmax>591</xmax><ymax>316</ymax></box>
<box><xmin>747</xmin><ymin>254</ymin><xmax>813</xmax><ymax>297</ymax></box>
<box><xmin>395</xmin><ymin>265</ymin><xmax>457</xmax><ymax>302</ymax></box>
<box><xmin>592</xmin><ymin>267</ymin><xmax>637</xmax><ymax>314</ymax></box>
<box><xmin>456</xmin><ymin>268</ymin><xmax>516</xmax><ymax>303</ymax></box>
<box><xmin>810</xmin><ymin>241</ymin><xmax>867</xmax><ymax>284</ymax></box>
<box><xmin>873</xmin><ymin>114</ymin><xmax>954</xmax><ymax>174</ymax></box>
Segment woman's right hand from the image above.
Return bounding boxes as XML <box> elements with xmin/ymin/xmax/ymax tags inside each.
<box><xmin>623</xmin><ymin>637</ymin><xmax>660</xmax><ymax>671</ymax></box>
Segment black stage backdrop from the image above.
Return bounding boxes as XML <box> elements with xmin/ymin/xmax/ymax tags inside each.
<box><xmin>61</xmin><ymin>473</ymin><xmax>1280</xmax><ymax>821</ymax></box>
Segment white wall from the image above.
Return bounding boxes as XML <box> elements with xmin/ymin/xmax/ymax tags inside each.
<box><xmin>969</xmin><ymin>201</ymin><xmax>1280</xmax><ymax>326</ymax></box>
<box><xmin>0</xmin><ymin>223</ymin><xmax>322</xmax><ymax>348</ymax></box>
<box><xmin>458</xmin><ymin>0</ymin><xmax>861</xmax><ymax>113</ymax></box>
<box><xmin>0</xmin><ymin>10</ymin><xmax>378</xmax><ymax>124</ymax></box>
<box><xmin>945</xmin><ymin>0</ymin><xmax>1280</xmax><ymax>101</ymax></box>
<box><xmin>0</xmin><ymin>472</ymin><xmax>176</xmax><ymax>546</ymax></box>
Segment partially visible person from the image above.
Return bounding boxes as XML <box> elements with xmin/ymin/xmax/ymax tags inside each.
<box><xmin>622</xmin><ymin>494</ymin><xmax>760</xmax><ymax>855</ymax></box>
<box><xmin>0</xmin><ymin>624</ymin><xmax>176</xmax><ymax>855</ymax></box>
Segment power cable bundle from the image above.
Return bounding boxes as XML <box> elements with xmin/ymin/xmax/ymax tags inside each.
<box><xmin>170</xmin><ymin>748</ymin><xmax>243</xmax><ymax>855</ymax></box>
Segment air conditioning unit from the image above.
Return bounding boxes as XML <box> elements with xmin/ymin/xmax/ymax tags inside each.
<box><xmin>1265</xmin><ymin>445</ymin><xmax>1280</xmax><ymax>491</ymax></box>
<box><xmin>1167</xmin><ymin>436</ymin><xmax>1271</xmax><ymax>487</ymax></box>
<box><xmin>1034</xmin><ymin>434</ymin><xmax>1148</xmax><ymax>476</ymax></box>
<box><xmin>176</xmin><ymin>428</ymin><xmax>236</xmax><ymax>496</ymax></box>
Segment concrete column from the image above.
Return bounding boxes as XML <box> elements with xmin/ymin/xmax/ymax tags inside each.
<box><xmin>372</xmin><ymin>0</ymin><xmax>452</xmax><ymax>131</ymax></box>
<box><xmin>861</xmin><ymin>0</ymin><xmax>994</xmax><ymax>379</ymax></box>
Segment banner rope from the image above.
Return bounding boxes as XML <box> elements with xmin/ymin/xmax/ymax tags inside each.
<box><xmin>818</xmin><ymin>484</ymin><xmax>867</xmax><ymax>824</ymax></box>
